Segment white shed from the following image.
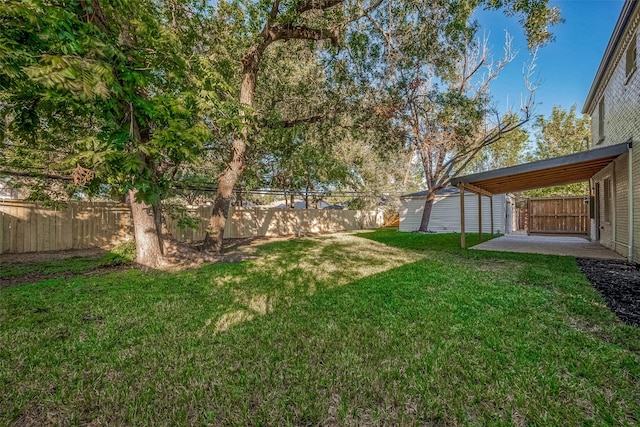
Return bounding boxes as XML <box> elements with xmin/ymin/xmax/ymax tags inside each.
<box><xmin>399</xmin><ymin>187</ymin><xmax>513</xmax><ymax>234</ymax></box>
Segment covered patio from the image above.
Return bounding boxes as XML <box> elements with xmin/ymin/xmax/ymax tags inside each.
<box><xmin>450</xmin><ymin>142</ymin><xmax>631</xmax><ymax>258</ymax></box>
<box><xmin>471</xmin><ymin>233</ymin><xmax>626</xmax><ymax>259</ymax></box>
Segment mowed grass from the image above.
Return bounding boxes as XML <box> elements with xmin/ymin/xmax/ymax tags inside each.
<box><xmin>1</xmin><ymin>230</ymin><xmax>639</xmax><ymax>425</ymax></box>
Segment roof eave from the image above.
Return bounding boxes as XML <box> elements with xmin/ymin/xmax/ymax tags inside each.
<box><xmin>450</xmin><ymin>142</ymin><xmax>630</xmax><ymax>189</ymax></box>
<box><xmin>583</xmin><ymin>0</ymin><xmax>639</xmax><ymax>114</ymax></box>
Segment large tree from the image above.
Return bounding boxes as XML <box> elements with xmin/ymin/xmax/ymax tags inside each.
<box><xmin>202</xmin><ymin>0</ymin><xmax>385</xmax><ymax>252</ymax></box>
<box><xmin>1</xmin><ymin>0</ymin><xmax>228</xmax><ymax>267</ymax></box>
<box><xmin>402</xmin><ymin>34</ymin><xmax>539</xmax><ymax>232</ymax></box>
<box><xmin>202</xmin><ymin>0</ymin><xmax>562</xmax><ymax>250</ymax></box>
<box><xmin>2</xmin><ymin>0</ymin><xmax>563</xmax><ymax>258</ymax></box>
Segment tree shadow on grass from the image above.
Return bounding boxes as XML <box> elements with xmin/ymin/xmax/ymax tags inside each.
<box><xmin>197</xmin><ymin>233</ymin><xmax>423</xmax><ymax>333</ymax></box>
<box><xmin>3</xmin><ymin>232</ymin><xmax>640</xmax><ymax>425</ymax></box>
<box><xmin>198</xmin><ymin>257</ymin><xmax>640</xmax><ymax>425</ymax></box>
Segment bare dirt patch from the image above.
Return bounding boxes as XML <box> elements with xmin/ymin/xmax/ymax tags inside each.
<box><xmin>0</xmin><ymin>236</ymin><xmax>290</xmax><ymax>266</ymax></box>
<box><xmin>0</xmin><ymin>265</ymin><xmax>136</xmax><ymax>289</ymax></box>
<box><xmin>0</xmin><ymin>234</ymin><xmax>332</xmax><ymax>287</ymax></box>
<box><xmin>576</xmin><ymin>258</ymin><xmax>640</xmax><ymax>327</ymax></box>
<box><xmin>0</xmin><ymin>248</ymin><xmax>107</xmax><ymax>264</ymax></box>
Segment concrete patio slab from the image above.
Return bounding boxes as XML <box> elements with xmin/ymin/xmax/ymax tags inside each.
<box><xmin>471</xmin><ymin>234</ymin><xmax>626</xmax><ymax>260</ymax></box>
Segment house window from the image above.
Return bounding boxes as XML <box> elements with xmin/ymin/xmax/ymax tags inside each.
<box><xmin>598</xmin><ymin>98</ymin><xmax>605</xmax><ymax>142</ymax></box>
<box><xmin>626</xmin><ymin>36</ymin><xmax>637</xmax><ymax>79</ymax></box>
<box><xmin>604</xmin><ymin>177</ymin><xmax>612</xmax><ymax>223</ymax></box>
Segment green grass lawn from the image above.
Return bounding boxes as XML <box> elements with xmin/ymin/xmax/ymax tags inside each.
<box><xmin>1</xmin><ymin>230</ymin><xmax>639</xmax><ymax>425</ymax></box>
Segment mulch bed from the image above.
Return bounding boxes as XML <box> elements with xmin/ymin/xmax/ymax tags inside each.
<box><xmin>577</xmin><ymin>258</ymin><xmax>640</xmax><ymax>327</ymax></box>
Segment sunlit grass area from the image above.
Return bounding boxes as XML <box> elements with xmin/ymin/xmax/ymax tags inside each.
<box><xmin>1</xmin><ymin>230</ymin><xmax>639</xmax><ymax>425</ymax></box>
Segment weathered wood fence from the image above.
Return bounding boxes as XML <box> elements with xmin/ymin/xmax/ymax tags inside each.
<box><xmin>527</xmin><ymin>196</ymin><xmax>590</xmax><ymax>236</ymax></box>
<box><xmin>0</xmin><ymin>200</ymin><xmax>383</xmax><ymax>254</ymax></box>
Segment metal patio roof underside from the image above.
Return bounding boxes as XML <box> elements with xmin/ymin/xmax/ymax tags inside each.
<box><xmin>450</xmin><ymin>142</ymin><xmax>630</xmax><ymax>195</ymax></box>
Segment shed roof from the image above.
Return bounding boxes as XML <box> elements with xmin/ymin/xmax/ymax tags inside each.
<box><xmin>450</xmin><ymin>142</ymin><xmax>630</xmax><ymax>195</ymax></box>
<box><xmin>401</xmin><ymin>186</ymin><xmax>461</xmax><ymax>199</ymax></box>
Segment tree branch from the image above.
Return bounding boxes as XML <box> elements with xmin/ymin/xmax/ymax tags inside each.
<box><xmin>262</xmin><ymin>114</ymin><xmax>325</xmax><ymax>129</ymax></box>
<box><xmin>338</xmin><ymin>0</ymin><xmax>385</xmax><ymax>29</ymax></box>
<box><xmin>280</xmin><ymin>115</ymin><xmax>324</xmax><ymax>128</ymax></box>
<box><xmin>262</xmin><ymin>0</ymin><xmax>281</xmax><ymax>38</ymax></box>
<box><xmin>296</xmin><ymin>0</ymin><xmax>343</xmax><ymax>14</ymax></box>
<box><xmin>270</xmin><ymin>24</ymin><xmax>340</xmax><ymax>46</ymax></box>
<box><xmin>80</xmin><ymin>0</ymin><xmax>109</xmax><ymax>31</ymax></box>
<box><xmin>269</xmin><ymin>0</ymin><xmax>281</xmax><ymax>21</ymax></box>
<box><xmin>0</xmin><ymin>169</ymin><xmax>72</xmax><ymax>181</ymax></box>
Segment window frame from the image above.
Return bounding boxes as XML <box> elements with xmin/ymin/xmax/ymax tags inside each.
<box><xmin>597</xmin><ymin>98</ymin><xmax>605</xmax><ymax>144</ymax></box>
<box><xmin>603</xmin><ymin>177</ymin><xmax>612</xmax><ymax>224</ymax></box>
<box><xmin>626</xmin><ymin>35</ymin><xmax>637</xmax><ymax>81</ymax></box>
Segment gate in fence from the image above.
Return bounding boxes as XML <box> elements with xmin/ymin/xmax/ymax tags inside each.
<box><xmin>527</xmin><ymin>196</ymin><xmax>590</xmax><ymax>236</ymax></box>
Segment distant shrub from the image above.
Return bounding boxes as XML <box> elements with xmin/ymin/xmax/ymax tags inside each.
<box><xmin>102</xmin><ymin>240</ymin><xmax>136</xmax><ymax>265</ymax></box>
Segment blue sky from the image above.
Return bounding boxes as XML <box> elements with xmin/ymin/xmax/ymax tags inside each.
<box><xmin>475</xmin><ymin>0</ymin><xmax>625</xmax><ymax>119</ymax></box>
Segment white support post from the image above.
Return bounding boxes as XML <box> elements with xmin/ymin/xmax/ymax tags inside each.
<box><xmin>478</xmin><ymin>193</ymin><xmax>482</xmax><ymax>242</ymax></box>
<box><xmin>490</xmin><ymin>196</ymin><xmax>494</xmax><ymax>235</ymax></box>
<box><xmin>460</xmin><ymin>185</ymin><xmax>466</xmax><ymax>248</ymax></box>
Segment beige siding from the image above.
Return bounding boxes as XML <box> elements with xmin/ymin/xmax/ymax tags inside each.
<box><xmin>593</xmin><ymin>165</ymin><xmax>614</xmax><ymax>250</ymax></box>
<box><xmin>399</xmin><ymin>193</ymin><xmax>508</xmax><ymax>233</ymax></box>
<box><xmin>587</xmin><ymin>17</ymin><xmax>640</xmax><ymax>261</ymax></box>
<box><xmin>591</xmin><ymin>31</ymin><xmax>640</xmax><ymax>148</ymax></box>
<box><xmin>592</xmin><ymin>154</ymin><xmax>631</xmax><ymax>259</ymax></box>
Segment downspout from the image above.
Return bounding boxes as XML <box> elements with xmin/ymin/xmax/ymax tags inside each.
<box><xmin>628</xmin><ymin>141</ymin><xmax>634</xmax><ymax>261</ymax></box>
<box><xmin>612</xmin><ymin>159</ymin><xmax>617</xmax><ymax>252</ymax></box>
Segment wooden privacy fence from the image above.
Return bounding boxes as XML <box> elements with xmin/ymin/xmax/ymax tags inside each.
<box><xmin>527</xmin><ymin>196</ymin><xmax>590</xmax><ymax>236</ymax></box>
<box><xmin>0</xmin><ymin>200</ymin><xmax>383</xmax><ymax>254</ymax></box>
<box><xmin>0</xmin><ymin>201</ymin><xmax>132</xmax><ymax>254</ymax></box>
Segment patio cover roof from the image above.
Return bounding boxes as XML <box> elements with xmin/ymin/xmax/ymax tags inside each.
<box><xmin>450</xmin><ymin>142</ymin><xmax>630</xmax><ymax>195</ymax></box>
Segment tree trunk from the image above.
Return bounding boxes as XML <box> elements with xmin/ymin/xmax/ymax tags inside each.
<box><xmin>402</xmin><ymin>150</ymin><xmax>415</xmax><ymax>192</ymax></box>
<box><xmin>127</xmin><ymin>111</ymin><xmax>170</xmax><ymax>268</ymax></box>
<box><xmin>152</xmin><ymin>203</ymin><xmax>165</xmax><ymax>253</ymax></box>
<box><xmin>129</xmin><ymin>189</ymin><xmax>168</xmax><ymax>268</ymax></box>
<box><xmin>203</xmin><ymin>181</ymin><xmax>235</xmax><ymax>253</ymax></box>
<box><xmin>418</xmin><ymin>190</ymin><xmax>437</xmax><ymax>232</ymax></box>
<box><xmin>202</xmin><ymin>56</ymin><xmax>258</xmax><ymax>253</ymax></box>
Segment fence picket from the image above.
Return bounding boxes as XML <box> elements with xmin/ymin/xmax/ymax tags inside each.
<box><xmin>0</xmin><ymin>201</ymin><xmax>382</xmax><ymax>254</ymax></box>
<box><xmin>528</xmin><ymin>196</ymin><xmax>589</xmax><ymax>236</ymax></box>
